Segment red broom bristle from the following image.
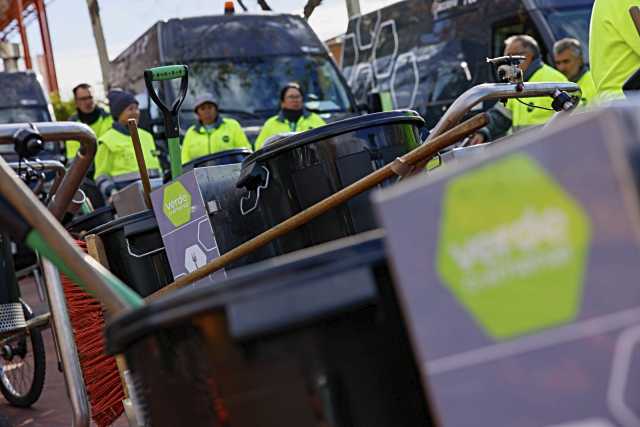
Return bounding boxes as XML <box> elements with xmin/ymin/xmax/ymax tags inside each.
<box><xmin>60</xmin><ymin>241</ymin><xmax>124</xmax><ymax>427</ymax></box>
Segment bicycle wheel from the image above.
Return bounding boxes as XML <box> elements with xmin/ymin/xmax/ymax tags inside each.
<box><xmin>0</xmin><ymin>302</ymin><xmax>46</xmax><ymax>407</ymax></box>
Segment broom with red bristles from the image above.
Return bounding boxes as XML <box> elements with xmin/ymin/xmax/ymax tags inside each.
<box><xmin>60</xmin><ymin>240</ymin><xmax>125</xmax><ymax>427</ymax></box>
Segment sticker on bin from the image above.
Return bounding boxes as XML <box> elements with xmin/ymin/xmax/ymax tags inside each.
<box><xmin>151</xmin><ymin>171</ymin><xmax>226</xmax><ymax>287</ymax></box>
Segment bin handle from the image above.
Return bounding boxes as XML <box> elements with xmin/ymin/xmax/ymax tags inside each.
<box><xmin>125</xmin><ymin>238</ymin><xmax>164</xmax><ymax>259</ymax></box>
<box><xmin>240</xmin><ymin>166</ymin><xmax>270</xmax><ymax>216</ymax></box>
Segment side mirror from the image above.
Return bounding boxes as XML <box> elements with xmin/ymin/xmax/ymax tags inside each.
<box><xmin>367</xmin><ymin>92</ymin><xmax>383</xmax><ymax>113</ymax></box>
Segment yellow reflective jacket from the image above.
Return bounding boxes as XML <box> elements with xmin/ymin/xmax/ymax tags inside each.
<box><xmin>94</xmin><ymin>124</ymin><xmax>160</xmax><ymax>196</ymax></box>
<box><xmin>66</xmin><ymin>108</ymin><xmax>113</xmax><ymax>159</ymax></box>
<box><xmin>506</xmin><ymin>62</ymin><xmax>569</xmax><ymax>130</ymax></box>
<box><xmin>576</xmin><ymin>68</ymin><xmax>597</xmax><ymax>107</ymax></box>
<box><xmin>181</xmin><ymin>117</ymin><xmax>251</xmax><ymax>165</ymax></box>
<box><xmin>255</xmin><ymin>111</ymin><xmax>326</xmax><ymax>150</ymax></box>
<box><xmin>590</xmin><ymin>0</ymin><xmax>640</xmax><ymax>99</ymax></box>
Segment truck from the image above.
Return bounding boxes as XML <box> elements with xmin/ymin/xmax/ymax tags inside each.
<box><xmin>109</xmin><ymin>12</ymin><xmax>360</xmax><ymax>144</ymax></box>
<box><xmin>341</xmin><ymin>0</ymin><xmax>594</xmax><ymax>128</ymax></box>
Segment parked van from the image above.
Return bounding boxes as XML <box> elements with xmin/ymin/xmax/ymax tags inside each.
<box><xmin>0</xmin><ymin>71</ymin><xmax>60</xmax><ymax>161</ymax></box>
<box><xmin>110</xmin><ymin>13</ymin><xmax>359</xmax><ymax>145</ymax></box>
<box><xmin>341</xmin><ymin>0</ymin><xmax>594</xmax><ymax>127</ymax></box>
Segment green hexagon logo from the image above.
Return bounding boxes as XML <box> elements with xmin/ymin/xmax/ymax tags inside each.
<box><xmin>436</xmin><ymin>154</ymin><xmax>591</xmax><ymax>341</ymax></box>
<box><xmin>162</xmin><ymin>181</ymin><xmax>192</xmax><ymax>227</ymax></box>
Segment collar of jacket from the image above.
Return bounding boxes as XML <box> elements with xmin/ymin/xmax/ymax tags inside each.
<box><xmin>572</xmin><ymin>65</ymin><xmax>589</xmax><ymax>83</ymax></box>
<box><xmin>276</xmin><ymin>109</ymin><xmax>311</xmax><ymax>123</ymax></box>
<box><xmin>70</xmin><ymin>106</ymin><xmax>109</xmax><ymax>125</ymax></box>
<box><xmin>112</xmin><ymin>121</ymin><xmax>130</xmax><ymax>136</ymax></box>
<box><xmin>195</xmin><ymin>115</ymin><xmax>224</xmax><ymax>133</ymax></box>
<box><xmin>524</xmin><ymin>58</ymin><xmax>543</xmax><ymax>82</ymax></box>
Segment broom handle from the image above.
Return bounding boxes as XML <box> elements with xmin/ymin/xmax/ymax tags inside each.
<box><xmin>631</xmin><ymin>6</ymin><xmax>640</xmax><ymax>36</ymax></box>
<box><xmin>148</xmin><ymin>113</ymin><xmax>488</xmax><ymax>300</ymax></box>
<box><xmin>128</xmin><ymin>119</ymin><xmax>153</xmax><ymax>209</ymax></box>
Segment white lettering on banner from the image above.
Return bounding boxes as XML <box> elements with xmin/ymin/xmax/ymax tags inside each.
<box><xmin>448</xmin><ymin>207</ymin><xmax>570</xmax><ymax>271</ymax></box>
<box><xmin>446</xmin><ymin>207</ymin><xmax>574</xmax><ymax>292</ymax></box>
<box><xmin>164</xmin><ymin>194</ymin><xmax>189</xmax><ymax>216</ymax></box>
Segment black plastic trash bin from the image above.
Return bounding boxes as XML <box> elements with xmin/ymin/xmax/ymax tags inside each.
<box><xmin>65</xmin><ymin>206</ymin><xmax>115</xmax><ymax>236</ymax></box>
<box><xmin>193</xmin><ymin>164</ymin><xmax>278</xmax><ymax>270</ymax></box>
<box><xmin>235</xmin><ymin>111</ymin><xmax>423</xmax><ymax>258</ymax></box>
<box><xmin>90</xmin><ymin>210</ymin><xmax>172</xmax><ymax>297</ymax></box>
<box><xmin>106</xmin><ymin>231</ymin><xmax>432</xmax><ymax>427</ymax></box>
<box><xmin>182</xmin><ymin>148</ymin><xmax>252</xmax><ymax>172</ymax></box>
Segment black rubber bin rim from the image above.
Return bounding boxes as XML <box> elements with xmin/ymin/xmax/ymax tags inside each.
<box><xmin>106</xmin><ymin>230</ymin><xmax>386</xmax><ymax>354</ymax></box>
<box><xmin>243</xmin><ymin>110</ymin><xmax>425</xmax><ymax>165</ymax></box>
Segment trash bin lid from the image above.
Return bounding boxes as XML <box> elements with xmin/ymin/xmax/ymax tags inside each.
<box><xmin>183</xmin><ymin>148</ymin><xmax>252</xmax><ymax>170</ymax></box>
<box><xmin>89</xmin><ymin>209</ymin><xmax>156</xmax><ymax>237</ymax></box>
<box><xmin>244</xmin><ymin>110</ymin><xmax>424</xmax><ymax>165</ymax></box>
<box><xmin>65</xmin><ymin>205</ymin><xmax>114</xmax><ymax>230</ymax></box>
<box><xmin>237</xmin><ymin>110</ymin><xmax>424</xmax><ymax>189</ymax></box>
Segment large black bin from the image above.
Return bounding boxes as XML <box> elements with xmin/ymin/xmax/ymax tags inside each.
<box><xmin>182</xmin><ymin>148</ymin><xmax>252</xmax><ymax>172</ymax></box>
<box><xmin>196</xmin><ymin>164</ymin><xmax>278</xmax><ymax>270</ymax></box>
<box><xmin>90</xmin><ymin>210</ymin><xmax>172</xmax><ymax>297</ymax></box>
<box><xmin>235</xmin><ymin>111</ymin><xmax>423</xmax><ymax>257</ymax></box>
<box><xmin>65</xmin><ymin>206</ymin><xmax>115</xmax><ymax>236</ymax></box>
<box><xmin>106</xmin><ymin>231</ymin><xmax>432</xmax><ymax>427</ymax></box>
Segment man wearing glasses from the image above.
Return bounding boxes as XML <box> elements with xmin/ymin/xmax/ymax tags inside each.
<box><xmin>66</xmin><ymin>83</ymin><xmax>113</xmax><ymax>160</ymax></box>
<box><xmin>255</xmin><ymin>82</ymin><xmax>326</xmax><ymax>150</ymax></box>
<box><xmin>470</xmin><ymin>35</ymin><xmax>568</xmax><ymax>144</ymax></box>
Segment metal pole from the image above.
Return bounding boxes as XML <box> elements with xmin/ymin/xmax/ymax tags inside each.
<box><xmin>34</xmin><ymin>0</ymin><xmax>59</xmax><ymax>94</ymax></box>
<box><xmin>345</xmin><ymin>0</ymin><xmax>360</xmax><ymax>18</ymax></box>
<box><xmin>86</xmin><ymin>0</ymin><xmax>110</xmax><ymax>92</ymax></box>
<box><xmin>14</xmin><ymin>0</ymin><xmax>33</xmax><ymax>70</ymax></box>
<box><xmin>41</xmin><ymin>259</ymin><xmax>91</xmax><ymax>427</ymax></box>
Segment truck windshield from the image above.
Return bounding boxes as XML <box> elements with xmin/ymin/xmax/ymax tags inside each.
<box><xmin>174</xmin><ymin>55</ymin><xmax>352</xmax><ymax>120</ymax></box>
<box><xmin>0</xmin><ymin>107</ymin><xmax>49</xmax><ymax>124</ymax></box>
<box><xmin>543</xmin><ymin>7</ymin><xmax>593</xmax><ymax>58</ymax></box>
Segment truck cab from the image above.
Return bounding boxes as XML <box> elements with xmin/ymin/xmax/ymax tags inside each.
<box><xmin>110</xmin><ymin>13</ymin><xmax>359</xmax><ymax>147</ymax></box>
<box><xmin>341</xmin><ymin>0</ymin><xmax>594</xmax><ymax>128</ymax></box>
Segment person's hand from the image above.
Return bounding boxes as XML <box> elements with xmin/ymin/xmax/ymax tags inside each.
<box><xmin>469</xmin><ymin>133</ymin><xmax>486</xmax><ymax>146</ymax></box>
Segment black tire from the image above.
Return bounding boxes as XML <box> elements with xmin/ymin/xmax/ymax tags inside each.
<box><xmin>0</xmin><ymin>303</ymin><xmax>46</xmax><ymax>408</ymax></box>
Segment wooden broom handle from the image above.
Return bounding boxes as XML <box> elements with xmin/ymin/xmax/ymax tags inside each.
<box><xmin>147</xmin><ymin>113</ymin><xmax>489</xmax><ymax>301</ymax></box>
<box><xmin>631</xmin><ymin>7</ymin><xmax>640</xmax><ymax>37</ymax></box>
<box><xmin>127</xmin><ymin>119</ymin><xmax>153</xmax><ymax>209</ymax></box>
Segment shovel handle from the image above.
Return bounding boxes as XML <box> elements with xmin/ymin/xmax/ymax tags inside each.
<box><xmin>145</xmin><ymin>65</ymin><xmax>188</xmax><ymax>81</ymax></box>
<box><xmin>144</xmin><ymin>65</ymin><xmax>189</xmax><ymax>116</ymax></box>
<box><xmin>144</xmin><ymin>65</ymin><xmax>189</xmax><ymax>179</ymax></box>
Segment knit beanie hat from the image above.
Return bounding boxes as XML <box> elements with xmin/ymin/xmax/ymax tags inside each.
<box><xmin>107</xmin><ymin>89</ymin><xmax>138</xmax><ymax>121</ymax></box>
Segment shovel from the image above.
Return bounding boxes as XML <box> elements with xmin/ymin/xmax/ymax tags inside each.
<box><xmin>144</xmin><ymin>65</ymin><xmax>189</xmax><ymax>180</ymax></box>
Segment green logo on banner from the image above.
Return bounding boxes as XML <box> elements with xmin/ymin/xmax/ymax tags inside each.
<box><xmin>436</xmin><ymin>154</ymin><xmax>591</xmax><ymax>340</ymax></box>
<box><xmin>162</xmin><ymin>181</ymin><xmax>192</xmax><ymax>227</ymax></box>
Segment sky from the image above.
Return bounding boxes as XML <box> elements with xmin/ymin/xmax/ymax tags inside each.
<box><xmin>9</xmin><ymin>0</ymin><xmax>399</xmax><ymax>99</ymax></box>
